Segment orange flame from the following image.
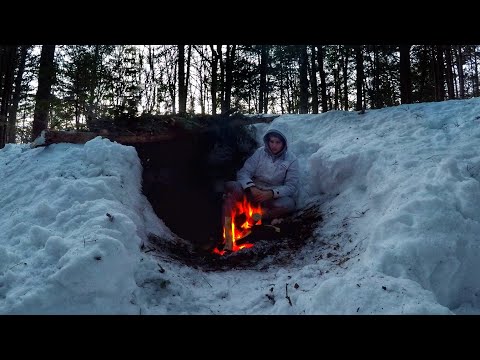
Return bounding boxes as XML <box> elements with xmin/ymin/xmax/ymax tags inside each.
<box><xmin>214</xmin><ymin>195</ymin><xmax>262</xmax><ymax>255</ymax></box>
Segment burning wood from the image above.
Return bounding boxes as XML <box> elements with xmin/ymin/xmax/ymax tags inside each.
<box><xmin>234</xmin><ymin>213</ymin><xmax>247</xmax><ymax>229</ymax></box>
<box><xmin>214</xmin><ymin>196</ymin><xmax>263</xmax><ymax>255</ymax></box>
<box><xmin>233</xmin><ymin>212</ymin><xmax>261</xmax><ymax>229</ymax></box>
<box><xmin>222</xmin><ymin>212</ymin><xmax>261</xmax><ymax>251</ymax></box>
<box><xmin>224</xmin><ymin>216</ymin><xmax>234</xmax><ymax>251</ymax></box>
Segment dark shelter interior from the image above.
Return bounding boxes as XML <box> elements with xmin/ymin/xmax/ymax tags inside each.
<box><xmin>135</xmin><ymin>119</ymin><xmax>259</xmax><ymax>251</ymax></box>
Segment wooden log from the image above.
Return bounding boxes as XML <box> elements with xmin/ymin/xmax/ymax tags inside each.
<box><xmin>224</xmin><ymin>216</ymin><xmax>233</xmax><ymax>251</ymax></box>
<box><xmin>234</xmin><ymin>212</ymin><xmax>262</xmax><ymax>232</ymax></box>
<box><xmin>30</xmin><ymin>115</ymin><xmax>280</xmax><ymax>148</ymax></box>
<box><xmin>31</xmin><ymin>130</ymin><xmax>177</xmax><ymax>148</ymax></box>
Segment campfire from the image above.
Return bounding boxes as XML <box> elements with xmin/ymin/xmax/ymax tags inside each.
<box><xmin>213</xmin><ymin>196</ymin><xmax>263</xmax><ymax>255</ymax></box>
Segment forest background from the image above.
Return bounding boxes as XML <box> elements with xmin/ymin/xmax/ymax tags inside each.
<box><xmin>1</xmin><ymin>44</ymin><xmax>477</xmax><ymax>148</ymax></box>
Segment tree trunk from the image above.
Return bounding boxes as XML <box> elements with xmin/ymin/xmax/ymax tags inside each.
<box><xmin>417</xmin><ymin>46</ymin><xmax>429</xmax><ymax>101</ymax></box>
<box><xmin>0</xmin><ymin>45</ymin><xmax>17</xmax><ymax>148</ymax></box>
<box><xmin>342</xmin><ymin>46</ymin><xmax>349</xmax><ymax>111</ymax></box>
<box><xmin>355</xmin><ymin>45</ymin><xmax>364</xmax><ymax>111</ymax></box>
<box><xmin>223</xmin><ymin>45</ymin><xmax>236</xmax><ymax>114</ymax></box>
<box><xmin>31</xmin><ymin>45</ymin><xmax>56</xmax><ymax>141</ymax></box>
<box><xmin>147</xmin><ymin>45</ymin><xmax>156</xmax><ymax>113</ymax></box>
<box><xmin>259</xmin><ymin>45</ymin><xmax>268</xmax><ymax>114</ymax></box>
<box><xmin>333</xmin><ymin>67</ymin><xmax>339</xmax><ymax>110</ymax></box>
<box><xmin>435</xmin><ymin>45</ymin><xmax>445</xmax><ymax>101</ymax></box>
<box><xmin>399</xmin><ymin>44</ymin><xmax>412</xmax><ymax>104</ymax></box>
<box><xmin>87</xmin><ymin>45</ymin><xmax>99</xmax><ymax>119</ymax></box>
<box><xmin>186</xmin><ymin>45</ymin><xmax>192</xmax><ymax>112</ymax></box>
<box><xmin>310</xmin><ymin>45</ymin><xmax>319</xmax><ymax>114</ymax></box>
<box><xmin>218</xmin><ymin>45</ymin><xmax>225</xmax><ymax>113</ymax></box>
<box><xmin>431</xmin><ymin>46</ymin><xmax>439</xmax><ymax>101</ymax></box>
<box><xmin>210</xmin><ymin>45</ymin><xmax>218</xmax><ymax>115</ymax></box>
<box><xmin>178</xmin><ymin>45</ymin><xmax>186</xmax><ymax>114</ymax></box>
<box><xmin>456</xmin><ymin>45</ymin><xmax>465</xmax><ymax>99</ymax></box>
<box><xmin>75</xmin><ymin>69</ymin><xmax>80</xmax><ymax>130</ymax></box>
<box><xmin>317</xmin><ymin>45</ymin><xmax>328</xmax><ymax>112</ymax></box>
<box><xmin>7</xmin><ymin>45</ymin><xmax>28</xmax><ymax>143</ymax></box>
<box><xmin>473</xmin><ymin>47</ymin><xmax>479</xmax><ymax>97</ymax></box>
<box><xmin>298</xmin><ymin>45</ymin><xmax>309</xmax><ymax>114</ymax></box>
<box><xmin>373</xmin><ymin>46</ymin><xmax>380</xmax><ymax>108</ymax></box>
<box><xmin>444</xmin><ymin>46</ymin><xmax>455</xmax><ymax>99</ymax></box>
<box><xmin>280</xmin><ymin>57</ymin><xmax>285</xmax><ymax>114</ymax></box>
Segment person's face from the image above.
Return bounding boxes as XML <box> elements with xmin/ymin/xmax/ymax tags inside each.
<box><xmin>268</xmin><ymin>135</ymin><xmax>284</xmax><ymax>155</ymax></box>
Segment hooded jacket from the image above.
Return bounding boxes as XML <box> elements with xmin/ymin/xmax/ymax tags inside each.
<box><xmin>237</xmin><ymin>129</ymin><xmax>299</xmax><ymax>199</ymax></box>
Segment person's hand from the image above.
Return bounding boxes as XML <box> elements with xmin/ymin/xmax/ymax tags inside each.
<box><xmin>249</xmin><ymin>187</ymin><xmax>273</xmax><ymax>202</ymax></box>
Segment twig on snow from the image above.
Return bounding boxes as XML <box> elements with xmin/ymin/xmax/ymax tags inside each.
<box><xmin>285</xmin><ymin>283</ymin><xmax>293</xmax><ymax>306</ymax></box>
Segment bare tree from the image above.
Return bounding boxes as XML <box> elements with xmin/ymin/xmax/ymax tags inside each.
<box><xmin>456</xmin><ymin>45</ymin><xmax>465</xmax><ymax>99</ymax></box>
<box><xmin>473</xmin><ymin>46</ymin><xmax>479</xmax><ymax>97</ymax></box>
<box><xmin>433</xmin><ymin>45</ymin><xmax>445</xmax><ymax>101</ymax></box>
<box><xmin>218</xmin><ymin>45</ymin><xmax>224</xmax><ymax>113</ymax></box>
<box><xmin>178</xmin><ymin>45</ymin><xmax>186</xmax><ymax>114</ymax></box>
<box><xmin>399</xmin><ymin>44</ymin><xmax>412</xmax><ymax>104</ymax></box>
<box><xmin>342</xmin><ymin>46</ymin><xmax>350</xmax><ymax>111</ymax></box>
<box><xmin>443</xmin><ymin>46</ymin><xmax>455</xmax><ymax>99</ymax></box>
<box><xmin>31</xmin><ymin>45</ymin><xmax>56</xmax><ymax>141</ymax></box>
<box><xmin>298</xmin><ymin>45</ymin><xmax>309</xmax><ymax>114</ymax></box>
<box><xmin>310</xmin><ymin>45</ymin><xmax>319</xmax><ymax>114</ymax></box>
<box><xmin>372</xmin><ymin>46</ymin><xmax>380</xmax><ymax>108</ymax></box>
<box><xmin>222</xmin><ymin>45</ymin><xmax>236</xmax><ymax>113</ymax></box>
<box><xmin>7</xmin><ymin>45</ymin><xmax>29</xmax><ymax>143</ymax></box>
<box><xmin>209</xmin><ymin>45</ymin><xmax>220</xmax><ymax>115</ymax></box>
<box><xmin>87</xmin><ymin>45</ymin><xmax>100</xmax><ymax>118</ymax></box>
<box><xmin>259</xmin><ymin>45</ymin><xmax>268</xmax><ymax>114</ymax></box>
<box><xmin>0</xmin><ymin>46</ymin><xmax>17</xmax><ymax>147</ymax></box>
<box><xmin>355</xmin><ymin>45</ymin><xmax>364</xmax><ymax>111</ymax></box>
<box><xmin>317</xmin><ymin>45</ymin><xmax>328</xmax><ymax>112</ymax></box>
<box><xmin>163</xmin><ymin>46</ymin><xmax>177</xmax><ymax>114</ymax></box>
<box><xmin>186</xmin><ymin>45</ymin><xmax>192</xmax><ymax>112</ymax></box>
<box><xmin>192</xmin><ymin>45</ymin><xmax>208</xmax><ymax>114</ymax></box>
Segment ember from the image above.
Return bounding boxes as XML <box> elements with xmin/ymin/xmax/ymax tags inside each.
<box><xmin>213</xmin><ymin>196</ymin><xmax>262</xmax><ymax>255</ymax></box>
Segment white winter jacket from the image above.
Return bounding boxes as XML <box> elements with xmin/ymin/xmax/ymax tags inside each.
<box><xmin>237</xmin><ymin>129</ymin><xmax>299</xmax><ymax>199</ymax></box>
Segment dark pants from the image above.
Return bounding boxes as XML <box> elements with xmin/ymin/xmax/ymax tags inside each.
<box><xmin>222</xmin><ymin>181</ymin><xmax>295</xmax><ymax>224</ymax></box>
